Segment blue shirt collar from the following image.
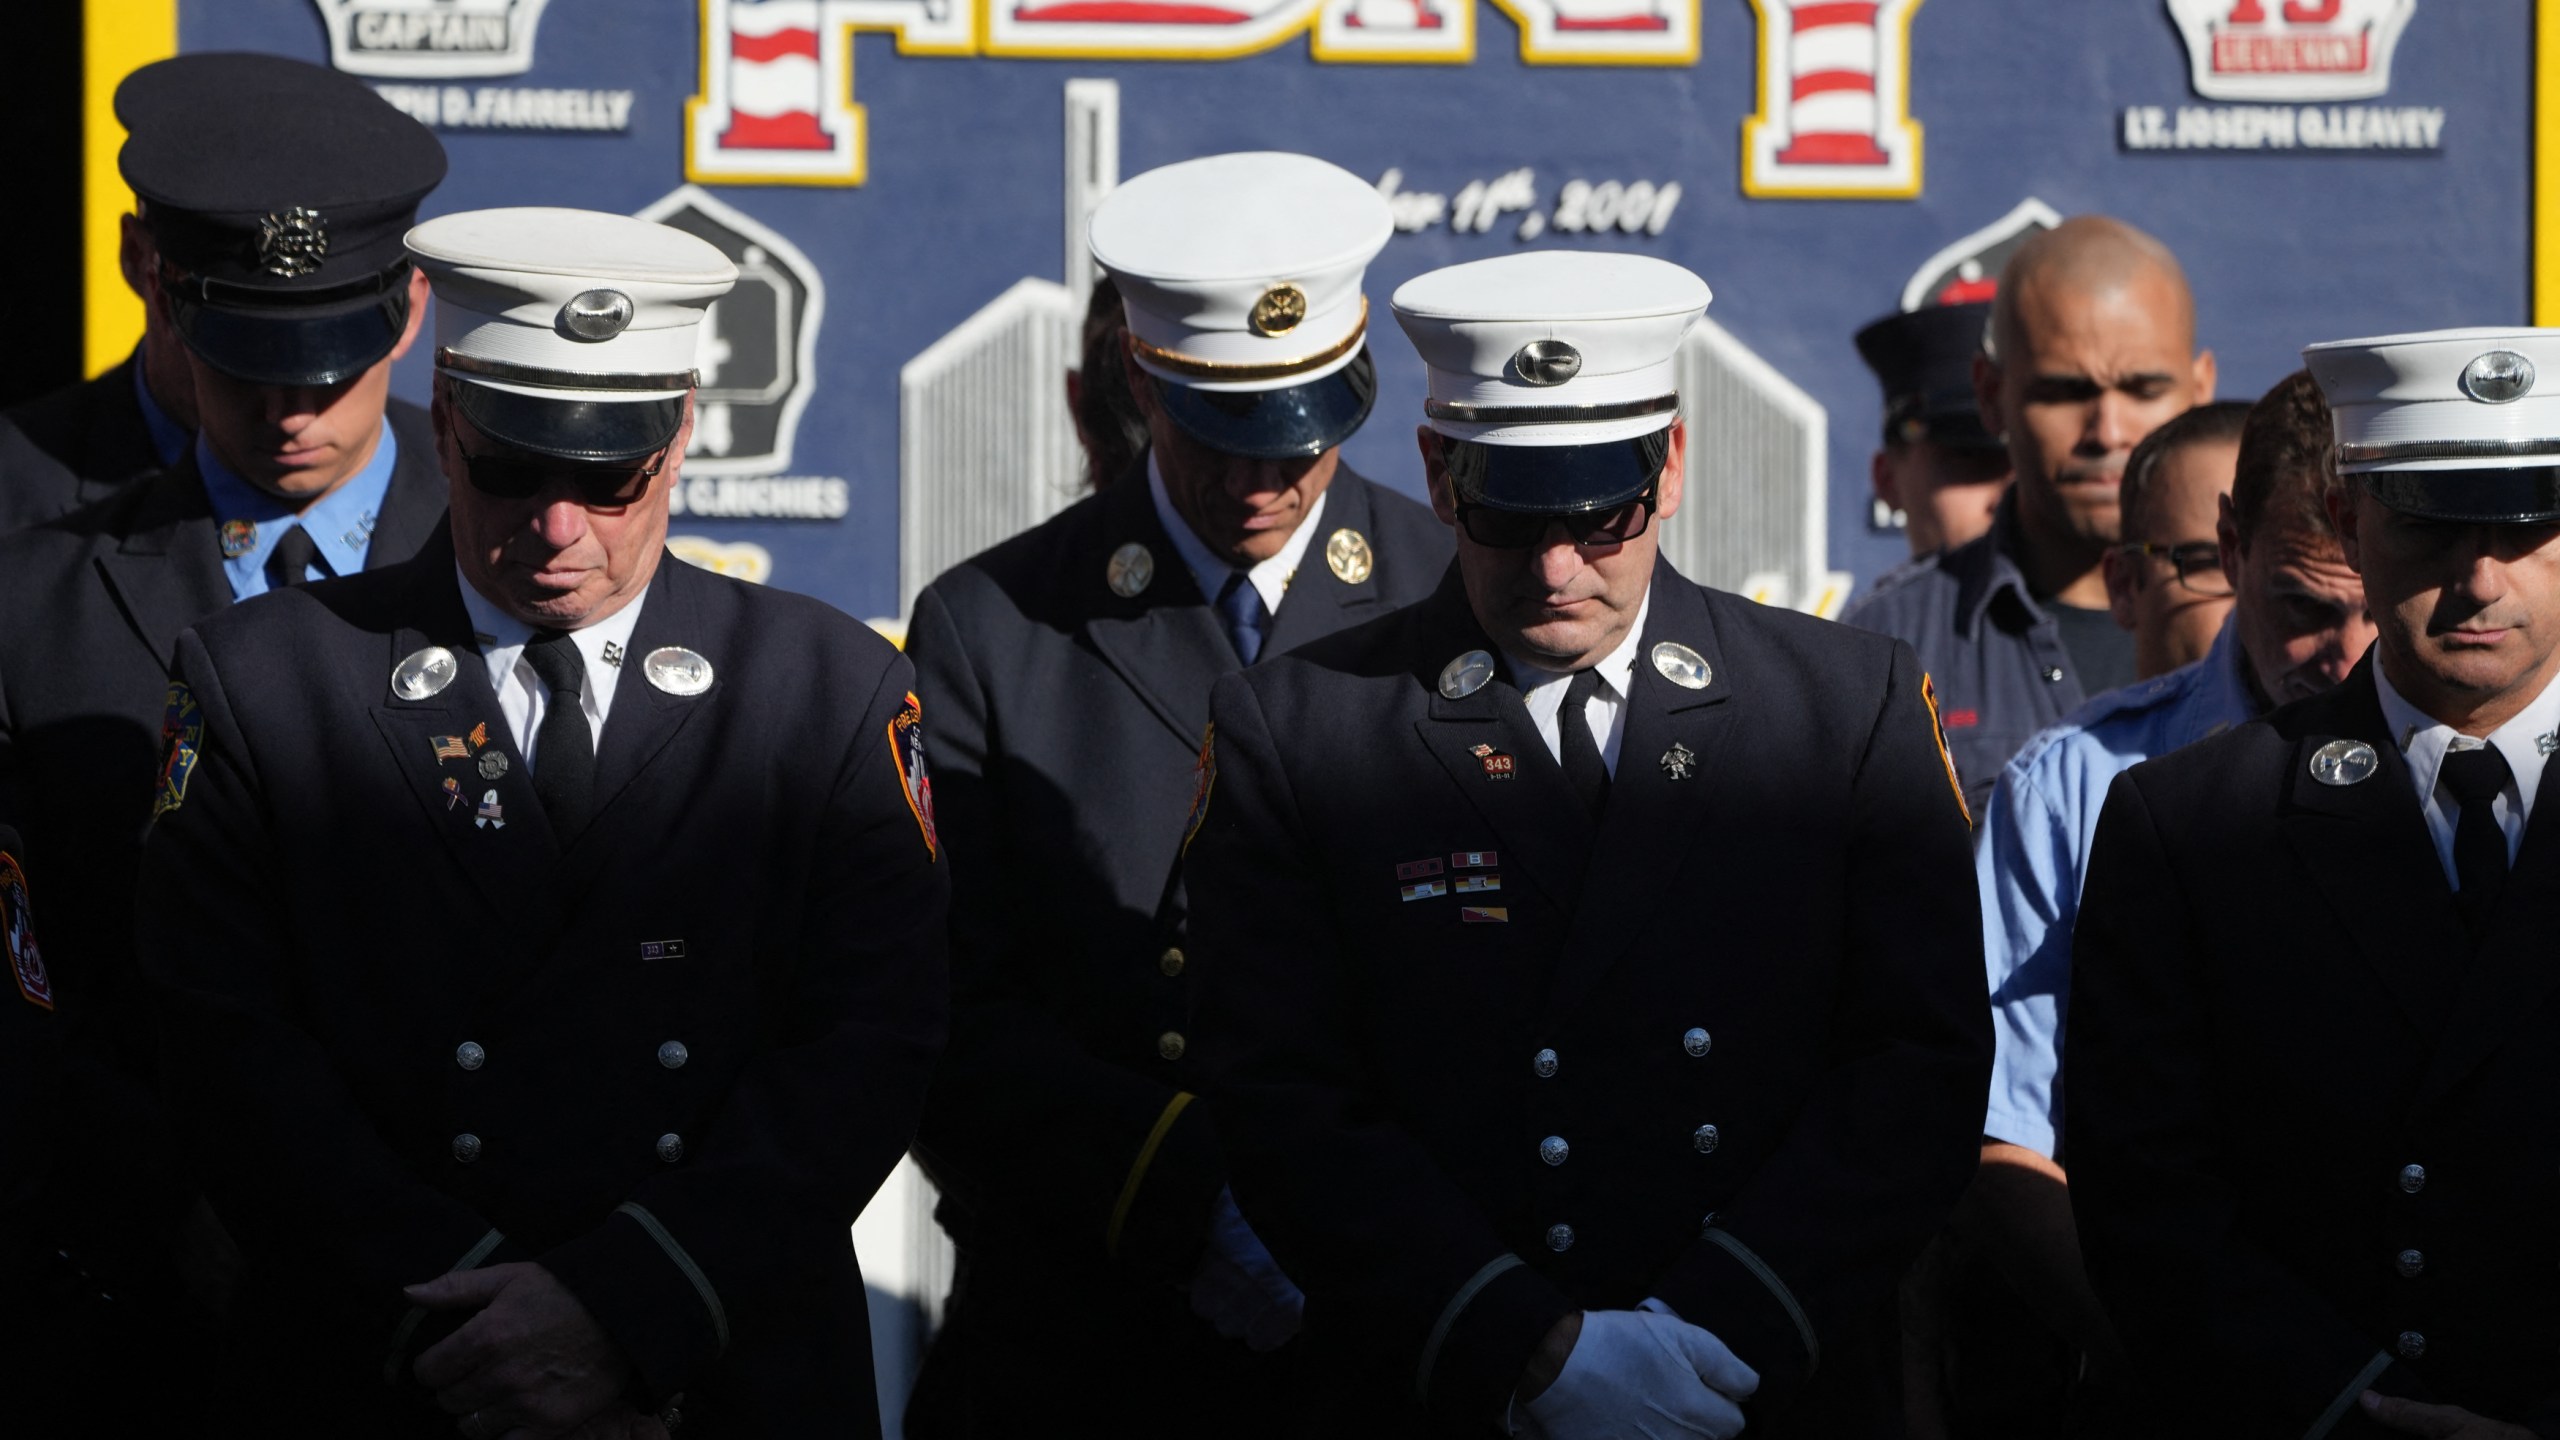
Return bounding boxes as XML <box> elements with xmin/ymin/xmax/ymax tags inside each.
<box><xmin>129</xmin><ymin>357</ymin><xmax>190</xmax><ymax>469</ymax></box>
<box><xmin>196</xmin><ymin>423</ymin><xmax>399</xmax><ymax>602</ymax></box>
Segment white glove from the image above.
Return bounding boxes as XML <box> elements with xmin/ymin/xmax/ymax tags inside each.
<box><xmin>1187</xmin><ymin>1186</ymin><xmax>1305</xmax><ymax>1352</ymax></box>
<box><xmin>1510</xmin><ymin>1308</ymin><xmax>1760</xmax><ymax>1440</ymax></box>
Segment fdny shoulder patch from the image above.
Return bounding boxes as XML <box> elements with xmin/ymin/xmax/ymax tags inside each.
<box><xmin>1921</xmin><ymin>672</ymin><xmax>1971</xmax><ymax>828</ymax></box>
<box><xmin>3</xmin><ymin>850</ymin><xmax>51</xmax><ymax>1011</ymax></box>
<box><xmin>1181</xmin><ymin>724</ymin><xmax>1216</xmax><ymax>856</ymax></box>
<box><xmin>888</xmin><ymin>690</ymin><xmax>938</xmax><ymax>860</ymax></box>
<box><xmin>154</xmin><ymin>682</ymin><xmax>206</xmax><ymax>818</ymax></box>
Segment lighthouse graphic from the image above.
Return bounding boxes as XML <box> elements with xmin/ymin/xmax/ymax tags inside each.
<box><xmin>1742</xmin><ymin>0</ymin><xmax>1926</xmax><ymax>199</ymax></box>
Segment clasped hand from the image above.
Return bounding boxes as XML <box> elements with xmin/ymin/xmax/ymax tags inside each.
<box><xmin>406</xmin><ymin>1261</ymin><xmax>655</xmax><ymax>1439</ymax></box>
<box><xmin>1512</xmin><ymin>1307</ymin><xmax>1760</xmax><ymax>1440</ymax></box>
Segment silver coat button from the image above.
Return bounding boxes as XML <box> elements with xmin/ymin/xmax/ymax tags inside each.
<box><xmin>1532</xmin><ymin>1048</ymin><xmax>1559</xmax><ymax>1078</ymax></box>
<box><xmin>1539</xmin><ymin>1135</ymin><xmax>1570</xmax><ymax>1167</ymax></box>
<box><xmin>1682</xmin><ymin>1028</ymin><xmax>1711</xmax><ymax>1058</ymax></box>
<box><xmin>2400</xmin><ymin>1163</ymin><xmax>2426</xmax><ymax>1194</ymax></box>
<box><xmin>658</xmin><ymin>1041</ymin><xmax>689</xmax><ymax>1070</ymax></box>
<box><xmin>656</xmin><ymin>1133</ymin><xmax>685</xmax><ymax>1164</ymax></box>
<box><xmin>2396</xmin><ymin>1330</ymin><xmax>2426</xmax><ymax>1359</ymax></box>
<box><xmin>454</xmin><ymin>1042</ymin><xmax>485</xmax><ymax>1071</ymax></box>
<box><xmin>452</xmin><ymin>1133</ymin><xmax>483</xmax><ymax>1164</ymax></box>
<box><xmin>1545</xmin><ymin>1223</ymin><xmax>1575</xmax><ymax>1252</ymax></box>
<box><xmin>1693</xmin><ymin>1124</ymin><xmax>1721</xmax><ymax>1154</ymax></box>
<box><xmin>2395</xmin><ymin>1249</ymin><xmax>2424</xmax><ymax>1279</ymax></box>
<box><xmin>2042</xmin><ymin>666</ymin><xmax>2066</xmax><ymax>683</ymax></box>
<box><xmin>1157</xmin><ymin>1031</ymin><xmax>1187</xmax><ymax>1062</ymax></box>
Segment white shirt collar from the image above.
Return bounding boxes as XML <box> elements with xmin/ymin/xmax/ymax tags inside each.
<box><xmin>1504</xmin><ymin>582</ymin><xmax>1655</xmax><ymax>701</ymax></box>
<box><xmin>2373</xmin><ymin>653</ymin><xmax>2560</xmax><ymax>817</ymax></box>
<box><xmin>1145</xmin><ymin>451</ymin><xmax>1329</xmax><ymax>616</ymax></box>
<box><xmin>454</xmin><ymin>562</ymin><xmax>648</xmax><ymax>733</ymax></box>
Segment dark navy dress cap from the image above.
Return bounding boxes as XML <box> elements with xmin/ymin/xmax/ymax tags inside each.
<box><xmin>1854</xmin><ymin>302</ymin><xmax>1998</xmax><ymax>452</ymax></box>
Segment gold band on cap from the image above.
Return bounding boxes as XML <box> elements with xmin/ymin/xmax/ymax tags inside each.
<box><xmin>1129</xmin><ymin>299</ymin><xmax>1368</xmax><ymax>383</ymax></box>
<box><xmin>436</xmin><ymin>348</ymin><xmax>698</xmax><ymax>393</ymax></box>
<box><xmin>1424</xmin><ymin>393</ymin><xmax>1680</xmax><ymax>426</ymax></box>
<box><xmin>2337</xmin><ymin>437</ymin><xmax>2560</xmax><ymax>466</ymax></box>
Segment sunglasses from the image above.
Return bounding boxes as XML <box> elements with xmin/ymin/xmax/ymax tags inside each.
<box><xmin>1455</xmin><ymin>491</ymin><xmax>1657</xmax><ymax>550</ymax></box>
<box><xmin>454</xmin><ymin>432</ymin><xmax>667</xmax><ymax>507</ymax></box>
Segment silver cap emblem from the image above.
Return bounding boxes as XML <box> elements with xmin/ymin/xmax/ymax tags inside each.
<box><xmin>391</xmin><ymin>646</ymin><xmax>458</xmax><ymax>701</ymax></box>
<box><xmin>1107</xmin><ymin>542</ymin><xmax>1155</xmax><ymax>599</ymax></box>
<box><xmin>1513</xmin><ymin>340</ymin><xmax>1583</xmax><ymax>387</ymax></box>
<box><xmin>2309</xmin><ymin>738</ymin><xmax>2379</xmax><ymax>787</ymax></box>
<box><xmin>1438</xmin><ymin>650</ymin><xmax>1496</xmax><ymax>699</ymax></box>
<box><xmin>2459</xmin><ymin>350</ymin><xmax>2536</xmax><ymax>404</ymax></box>
<box><xmin>256</xmin><ymin>207</ymin><xmax>329</xmax><ymax>279</ymax></box>
<box><xmin>559</xmin><ymin>289</ymin><xmax>636</xmax><ymax>343</ymax></box>
<box><xmin>1650</xmin><ymin>642</ymin><xmax>1712</xmax><ymax>691</ymax></box>
<box><xmin>644</xmin><ymin>647</ymin><xmax>715</xmax><ymax>697</ymax></box>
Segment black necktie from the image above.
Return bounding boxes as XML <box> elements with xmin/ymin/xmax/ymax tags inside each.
<box><xmin>1215</xmin><ymin>571</ymin><xmax>1268</xmax><ymax>666</ymax></box>
<box><xmin>1559</xmin><ymin>668</ymin><xmax>1610</xmax><ymax>817</ymax></box>
<box><xmin>264</xmin><ymin>525</ymin><xmax>322</xmax><ymax>591</ymax></box>
<box><xmin>522</xmin><ymin>631</ymin><xmax>597</xmax><ymax>841</ymax></box>
<box><xmin>2440</xmin><ymin>743</ymin><xmax>2514</xmax><ymax>934</ymax></box>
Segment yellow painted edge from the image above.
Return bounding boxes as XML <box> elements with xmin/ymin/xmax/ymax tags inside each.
<box><xmin>1104</xmin><ymin>1090</ymin><xmax>1196</xmax><ymax>1258</ymax></box>
<box><xmin>2538</xmin><ymin>0</ymin><xmax>2560</xmax><ymax>324</ymax></box>
<box><xmin>84</xmin><ymin>0</ymin><xmax>177</xmax><ymax>377</ymax></box>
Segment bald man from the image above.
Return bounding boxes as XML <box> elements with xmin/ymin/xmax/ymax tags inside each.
<box><xmin>1845</xmin><ymin>216</ymin><xmax>2216</xmax><ymax>818</ymax></box>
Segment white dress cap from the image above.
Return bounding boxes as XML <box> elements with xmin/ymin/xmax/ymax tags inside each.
<box><xmin>1089</xmin><ymin>151</ymin><xmax>1392</xmax><ymax>396</ymax></box>
<box><xmin>1392</xmin><ymin>251</ymin><xmax>1712</xmax><ymax>448</ymax></box>
<box><xmin>408</xmin><ymin>207</ymin><xmax>738</xmax><ymax>405</ymax></box>
<box><xmin>2305</xmin><ymin>326</ymin><xmax>2560</xmax><ymax>475</ymax></box>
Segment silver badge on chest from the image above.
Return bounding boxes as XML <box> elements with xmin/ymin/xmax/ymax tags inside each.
<box><xmin>644</xmin><ymin>647</ymin><xmax>716</xmax><ymax>697</ymax></box>
<box><xmin>1107</xmin><ymin>543</ymin><xmax>1155</xmax><ymax>599</ymax></box>
<box><xmin>2309</xmin><ymin>738</ymin><xmax>2379</xmax><ymax>787</ymax></box>
<box><xmin>391</xmin><ymin>646</ymin><xmax>458</xmax><ymax>702</ymax></box>
<box><xmin>1439</xmin><ymin>650</ymin><xmax>1496</xmax><ymax>700</ymax></box>
<box><xmin>1650</xmin><ymin>642</ymin><xmax>1712</xmax><ymax>691</ymax></box>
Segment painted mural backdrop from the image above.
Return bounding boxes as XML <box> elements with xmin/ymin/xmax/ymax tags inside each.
<box><xmin>173</xmin><ymin>0</ymin><xmax>2527</xmax><ymax>622</ymax></box>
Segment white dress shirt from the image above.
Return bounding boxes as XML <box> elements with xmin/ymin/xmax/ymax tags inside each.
<box><xmin>455</xmin><ymin>564</ymin><xmax>648</xmax><ymax>770</ymax></box>
<box><xmin>2372</xmin><ymin>658</ymin><xmax>2560</xmax><ymax>889</ymax></box>
<box><xmin>1504</xmin><ymin>586</ymin><xmax>1654</xmax><ymax>777</ymax></box>
<box><xmin>1147</xmin><ymin>453</ymin><xmax>1328</xmax><ymax>615</ymax></box>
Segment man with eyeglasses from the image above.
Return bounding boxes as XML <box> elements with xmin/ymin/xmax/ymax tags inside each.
<box><xmin>1954</xmin><ymin>369</ymin><xmax>2373</xmax><ymax>1431</ymax></box>
<box><xmin>1844</xmin><ymin>215</ymin><xmax>2218</xmax><ymax>819</ymax></box>
<box><xmin>2069</xmin><ymin>331</ymin><xmax>2560</xmax><ymax>1436</ymax></box>
<box><xmin>0</xmin><ymin>52</ymin><xmax>448</xmax><ymax>1419</ymax></box>
<box><xmin>1182</xmin><ymin>250</ymin><xmax>1991</xmax><ymax>1438</ymax></box>
<box><xmin>903</xmin><ymin>152</ymin><xmax>1449</xmax><ymax>1438</ymax></box>
<box><xmin>2102</xmin><ymin>400</ymin><xmax>2250</xmax><ymax>681</ymax></box>
<box><xmin>129</xmin><ymin>206</ymin><xmax>948</xmax><ymax>1437</ymax></box>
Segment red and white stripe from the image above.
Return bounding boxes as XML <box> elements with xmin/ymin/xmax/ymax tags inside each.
<box><xmin>719</xmin><ymin>1</ymin><xmax>831</xmax><ymax>154</ymax></box>
<box><xmin>1775</xmin><ymin>1</ymin><xmax>1888</xmax><ymax>165</ymax></box>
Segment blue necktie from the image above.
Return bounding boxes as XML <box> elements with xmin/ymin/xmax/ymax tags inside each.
<box><xmin>1215</xmin><ymin>571</ymin><xmax>1267</xmax><ymax>666</ymax></box>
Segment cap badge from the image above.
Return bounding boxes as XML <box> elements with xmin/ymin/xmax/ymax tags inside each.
<box><xmin>1325</xmin><ymin>528</ymin><xmax>1373</xmax><ymax>585</ymax></box>
<box><xmin>559</xmin><ymin>289</ymin><xmax>636</xmax><ymax>343</ymax></box>
<box><xmin>1650</xmin><ymin>642</ymin><xmax>1713</xmax><ymax>691</ymax></box>
<box><xmin>2309</xmin><ymin>738</ymin><xmax>2379</xmax><ymax>787</ymax></box>
<box><xmin>1439</xmin><ymin>650</ymin><xmax>1495</xmax><ymax>700</ymax></box>
<box><xmin>1248</xmin><ymin>284</ymin><xmax>1309</xmax><ymax>338</ymax></box>
<box><xmin>2459</xmin><ymin>350</ymin><xmax>2536</xmax><ymax>404</ymax></box>
<box><xmin>255</xmin><ymin>207</ymin><xmax>330</xmax><ymax>279</ymax></box>
<box><xmin>391</xmin><ymin>646</ymin><xmax>459</xmax><ymax>702</ymax></box>
<box><xmin>644</xmin><ymin>647</ymin><xmax>716</xmax><ymax>697</ymax></box>
<box><xmin>1107</xmin><ymin>542</ymin><xmax>1155</xmax><ymax>598</ymax></box>
<box><xmin>1514</xmin><ymin>341</ymin><xmax>1583</xmax><ymax>388</ymax></box>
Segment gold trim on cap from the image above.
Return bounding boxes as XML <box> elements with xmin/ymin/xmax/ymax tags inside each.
<box><xmin>1130</xmin><ymin>299</ymin><xmax>1367</xmax><ymax>383</ymax></box>
<box><xmin>1424</xmin><ymin>393</ymin><xmax>1680</xmax><ymax>426</ymax></box>
<box><xmin>436</xmin><ymin>348</ymin><xmax>699</xmax><ymax>393</ymax></box>
<box><xmin>2337</xmin><ymin>437</ymin><xmax>2560</xmax><ymax>465</ymax></box>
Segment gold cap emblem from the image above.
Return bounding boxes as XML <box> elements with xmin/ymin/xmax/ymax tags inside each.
<box><xmin>1249</xmin><ymin>284</ymin><xmax>1309</xmax><ymax>337</ymax></box>
<box><xmin>1324</xmin><ymin>528</ymin><xmax>1373</xmax><ymax>585</ymax></box>
<box><xmin>256</xmin><ymin>207</ymin><xmax>330</xmax><ymax>279</ymax></box>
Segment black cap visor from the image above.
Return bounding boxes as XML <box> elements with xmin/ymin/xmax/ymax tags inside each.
<box><xmin>171</xmin><ymin>284</ymin><xmax>411</xmax><ymax>388</ymax></box>
<box><xmin>2361</xmin><ymin>467</ymin><xmax>2560</xmax><ymax>525</ymax></box>
<box><xmin>1890</xmin><ymin>392</ymin><xmax>2003</xmax><ymax>452</ymax></box>
<box><xmin>1157</xmin><ymin>351</ymin><xmax>1376</xmax><ymax>461</ymax></box>
<box><xmin>452</xmin><ymin>382</ymin><xmax>684</xmax><ymax>465</ymax></box>
<box><xmin>1444</xmin><ymin>429</ymin><xmax>1671</xmax><ymax>514</ymax></box>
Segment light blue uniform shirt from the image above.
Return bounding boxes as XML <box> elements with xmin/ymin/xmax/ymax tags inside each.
<box><xmin>196</xmin><ymin>424</ymin><xmax>399</xmax><ymax>602</ymax></box>
<box><xmin>1978</xmin><ymin>615</ymin><xmax>2260</xmax><ymax>1157</ymax></box>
